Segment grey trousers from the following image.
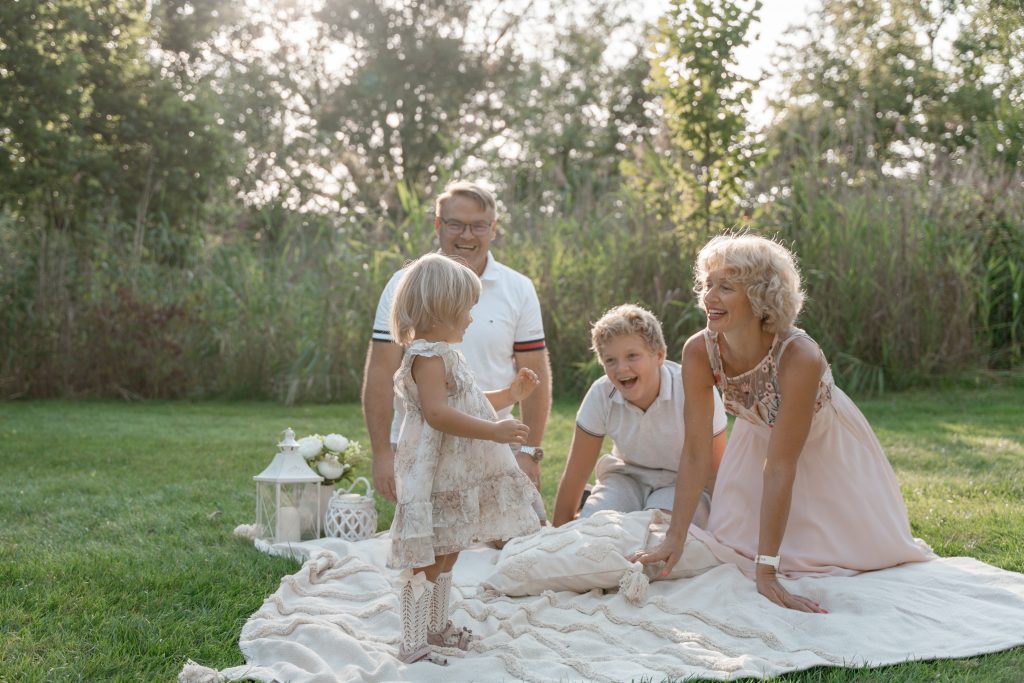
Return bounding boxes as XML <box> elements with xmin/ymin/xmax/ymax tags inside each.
<box><xmin>579</xmin><ymin>454</ymin><xmax>711</xmax><ymax>529</ymax></box>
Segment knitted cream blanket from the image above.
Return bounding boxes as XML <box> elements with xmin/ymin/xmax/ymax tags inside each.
<box><xmin>181</xmin><ymin>525</ymin><xmax>1024</xmax><ymax>682</ymax></box>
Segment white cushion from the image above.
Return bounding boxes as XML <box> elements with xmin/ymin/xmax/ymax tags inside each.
<box><xmin>482</xmin><ymin>510</ymin><xmax>719</xmax><ymax>597</ymax></box>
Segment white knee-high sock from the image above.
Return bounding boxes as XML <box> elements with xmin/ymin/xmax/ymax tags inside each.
<box><xmin>428</xmin><ymin>571</ymin><xmax>453</xmax><ymax>633</ymax></box>
<box><xmin>399</xmin><ymin>570</ymin><xmax>434</xmax><ymax>657</ymax></box>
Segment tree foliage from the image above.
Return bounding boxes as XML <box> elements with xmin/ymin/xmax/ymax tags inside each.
<box><xmin>312</xmin><ymin>0</ymin><xmax>528</xmax><ymax>214</ymax></box>
<box><xmin>770</xmin><ymin>0</ymin><xmax>1024</xmax><ymax>174</ymax></box>
<box><xmin>0</xmin><ymin>0</ymin><xmax>236</xmax><ymax>262</ymax></box>
<box><xmin>493</xmin><ymin>5</ymin><xmax>655</xmax><ymax>219</ymax></box>
<box><xmin>624</xmin><ymin>0</ymin><xmax>763</xmax><ymax>240</ymax></box>
<box><xmin>1</xmin><ymin>0</ymin><xmax>1022</xmax><ymax>399</ymax></box>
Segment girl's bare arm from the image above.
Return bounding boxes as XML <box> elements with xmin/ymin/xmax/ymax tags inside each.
<box><xmin>413</xmin><ymin>355</ymin><xmax>528</xmax><ymax>444</ymax></box>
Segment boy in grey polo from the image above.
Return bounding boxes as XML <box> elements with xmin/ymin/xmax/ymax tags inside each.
<box><xmin>552</xmin><ymin>304</ymin><xmax>728</xmax><ymax>528</ymax></box>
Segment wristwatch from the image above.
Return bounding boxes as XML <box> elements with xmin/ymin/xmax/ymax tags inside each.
<box><xmin>519</xmin><ymin>446</ymin><xmax>544</xmax><ymax>463</ymax></box>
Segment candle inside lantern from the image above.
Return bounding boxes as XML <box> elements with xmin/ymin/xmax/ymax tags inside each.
<box><xmin>276</xmin><ymin>505</ymin><xmax>301</xmax><ymax>542</ymax></box>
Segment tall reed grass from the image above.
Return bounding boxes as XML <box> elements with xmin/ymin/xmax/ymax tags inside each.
<box><xmin>761</xmin><ymin>142</ymin><xmax>1024</xmax><ymax>393</ymax></box>
<box><xmin>2</xmin><ymin>153</ymin><xmax>1021</xmax><ymax>401</ymax></box>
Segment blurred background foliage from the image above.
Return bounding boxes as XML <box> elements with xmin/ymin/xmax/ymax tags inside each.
<box><xmin>1</xmin><ymin>0</ymin><xmax>1022</xmax><ymax>402</ymax></box>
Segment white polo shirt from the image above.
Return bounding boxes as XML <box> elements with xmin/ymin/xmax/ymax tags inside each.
<box><xmin>373</xmin><ymin>252</ymin><xmax>546</xmax><ymax>442</ymax></box>
<box><xmin>575</xmin><ymin>360</ymin><xmax>728</xmax><ymax>471</ymax></box>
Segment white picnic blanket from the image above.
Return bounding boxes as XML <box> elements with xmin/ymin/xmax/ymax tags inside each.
<box><xmin>181</xmin><ymin>523</ymin><xmax>1024</xmax><ymax>683</ymax></box>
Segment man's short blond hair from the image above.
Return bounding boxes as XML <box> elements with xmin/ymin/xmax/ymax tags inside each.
<box><xmin>694</xmin><ymin>234</ymin><xmax>805</xmax><ymax>334</ymax></box>
<box><xmin>591</xmin><ymin>304</ymin><xmax>667</xmax><ymax>357</ymax></box>
<box><xmin>435</xmin><ymin>180</ymin><xmax>497</xmax><ymax>218</ymax></box>
<box><xmin>389</xmin><ymin>253</ymin><xmax>481</xmax><ymax>346</ymax></box>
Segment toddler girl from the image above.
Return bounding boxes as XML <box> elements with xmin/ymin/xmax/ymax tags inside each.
<box><xmin>387</xmin><ymin>253</ymin><xmax>541</xmax><ymax>664</ymax></box>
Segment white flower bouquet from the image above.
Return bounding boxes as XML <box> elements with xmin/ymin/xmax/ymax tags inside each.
<box><xmin>296</xmin><ymin>433</ymin><xmax>366</xmax><ymax>486</ymax></box>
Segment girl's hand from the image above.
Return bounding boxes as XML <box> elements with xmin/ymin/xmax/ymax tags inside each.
<box><xmin>629</xmin><ymin>535</ymin><xmax>686</xmax><ymax>577</ymax></box>
<box><xmin>492</xmin><ymin>418</ymin><xmax>530</xmax><ymax>445</ymax></box>
<box><xmin>755</xmin><ymin>568</ymin><xmax>827</xmax><ymax>613</ymax></box>
<box><xmin>508</xmin><ymin>368</ymin><xmax>540</xmax><ymax>402</ymax></box>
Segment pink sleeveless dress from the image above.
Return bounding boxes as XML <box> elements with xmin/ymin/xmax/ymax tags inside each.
<box><xmin>387</xmin><ymin>340</ymin><xmax>540</xmax><ymax>570</ymax></box>
<box><xmin>690</xmin><ymin>328</ymin><xmax>935</xmax><ymax>578</ymax></box>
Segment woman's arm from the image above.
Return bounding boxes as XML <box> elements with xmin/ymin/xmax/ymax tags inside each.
<box><xmin>755</xmin><ymin>337</ymin><xmax>826</xmax><ymax>613</ymax></box>
<box><xmin>552</xmin><ymin>427</ymin><xmax>604</xmax><ymax>527</ymax></box>
<box><xmin>413</xmin><ymin>355</ymin><xmax>529</xmax><ymax>444</ymax></box>
<box><xmin>634</xmin><ymin>332</ymin><xmax>718</xmax><ymax>574</ymax></box>
<box><xmin>705</xmin><ymin>430</ymin><xmax>727</xmax><ymax>496</ymax></box>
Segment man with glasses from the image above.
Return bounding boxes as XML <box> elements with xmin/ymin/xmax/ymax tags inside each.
<box><xmin>362</xmin><ymin>180</ymin><xmax>552</xmax><ymax>526</ymax></box>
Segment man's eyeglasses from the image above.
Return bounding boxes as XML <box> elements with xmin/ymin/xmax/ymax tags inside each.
<box><xmin>440</xmin><ymin>218</ymin><xmax>493</xmax><ymax>235</ymax></box>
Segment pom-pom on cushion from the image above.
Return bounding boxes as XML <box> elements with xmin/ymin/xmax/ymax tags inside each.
<box><xmin>482</xmin><ymin>509</ymin><xmax>718</xmax><ymax>598</ymax></box>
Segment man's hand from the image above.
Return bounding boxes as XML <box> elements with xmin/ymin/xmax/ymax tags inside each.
<box><xmin>372</xmin><ymin>448</ymin><xmax>397</xmax><ymax>503</ymax></box>
<box><xmin>362</xmin><ymin>340</ymin><xmax>404</xmax><ymax>504</ymax></box>
<box><xmin>514</xmin><ymin>451</ymin><xmax>541</xmax><ymax>489</ymax></box>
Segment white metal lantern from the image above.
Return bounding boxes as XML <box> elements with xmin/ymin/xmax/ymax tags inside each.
<box><xmin>254</xmin><ymin>427</ymin><xmax>323</xmax><ymax>543</ymax></box>
<box><xmin>324</xmin><ymin>477</ymin><xmax>378</xmax><ymax>541</ymax></box>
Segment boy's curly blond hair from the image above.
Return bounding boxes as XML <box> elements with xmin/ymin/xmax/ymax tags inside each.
<box><xmin>591</xmin><ymin>304</ymin><xmax>667</xmax><ymax>358</ymax></box>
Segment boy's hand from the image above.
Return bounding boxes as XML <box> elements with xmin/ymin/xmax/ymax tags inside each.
<box><xmin>508</xmin><ymin>368</ymin><xmax>540</xmax><ymax>402</ymax></box>
<box><xmin>492</xmin><ymin>418</ymin><xmax>530</xmax><ymax>445</ymax></box>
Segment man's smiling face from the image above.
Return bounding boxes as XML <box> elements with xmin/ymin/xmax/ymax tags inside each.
<box><xmin>434</xmin><ymin>194</ymin><xmax>496</xmax><ymax>276</ymax></box>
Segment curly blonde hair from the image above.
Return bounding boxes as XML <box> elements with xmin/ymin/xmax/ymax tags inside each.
<box><xmin>591</xmin><ymin>304</ymin><xmax>667</xmax><ymax>357</ymax></box>
<box><xmin>389</xmin><ymin>253</ymin><xmax>481</xmax><ymax>346</ymax></box>
<box><xmin>694</xmin><ymin>234</ymin><xmax>805</xmax><ymax>334</ymax></box>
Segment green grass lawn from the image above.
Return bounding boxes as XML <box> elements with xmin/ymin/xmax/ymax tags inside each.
<box><xmin>1</xmin><ymin>384</ymin><xmax>1023</xmax><ymax>682</ymax></box>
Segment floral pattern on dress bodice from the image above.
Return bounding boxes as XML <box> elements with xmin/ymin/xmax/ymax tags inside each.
<box><xmin>394</xmin><ymin>340</ymin><xmax>477</xmax><ymax>413</ymax></box>
<box><xmin>704</xmin><ymin>328</ymin><xmax>834</xmax><ymax>428</ymax></box>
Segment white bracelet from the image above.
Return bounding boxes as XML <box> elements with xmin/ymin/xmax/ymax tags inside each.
<box><xmin>754</xmin><ymin>554</ymin><xmax>780</xmax><ymax>569</ymax></box>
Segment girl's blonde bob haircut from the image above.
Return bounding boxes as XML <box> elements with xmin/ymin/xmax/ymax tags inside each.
<box><xmin>591</xmin><ymin>303</ymin><xmax>667</xmax><ymax>357</ymax></box>
<box><xmin>695</xmin><ymin>234</ymin><xmax>805</xmax><ymax>334</ymax></box>
<box><xmin>389</xmin><ymin>253</ymin><xmax>481</xmax><ymax>346</ymax></box>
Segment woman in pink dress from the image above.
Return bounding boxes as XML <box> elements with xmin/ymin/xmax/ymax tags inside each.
<box><xmin>635</xmin><ymin>234</ymin><xmax>934</xmax><ymax>613</ymax></box>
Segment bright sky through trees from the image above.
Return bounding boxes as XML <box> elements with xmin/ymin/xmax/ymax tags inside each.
<box><xmin>641</xmin><ymin>0</ymin><xmax>962</xmax><ymax>127</ymax></box>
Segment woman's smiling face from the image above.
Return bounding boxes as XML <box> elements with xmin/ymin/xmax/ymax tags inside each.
<box><xmin>702</xmin><ymin>268</ymin><xmax>756</xmax><ymax>333</ymax></box>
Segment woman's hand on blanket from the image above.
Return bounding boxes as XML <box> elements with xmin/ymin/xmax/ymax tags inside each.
<box><xmin>755</xmin><ymin>570</ymin><xmax>827</xmax><ymax>613</ymax></box>
<box><xmin>492</xmin><ymin>418</ymin><xmax>530</xmax><ymax>445</ymax></box>
<box><xmin>630</xmin><ymin>536</ymin><xmax>685</xmax><ymax>577</ymax></box>
<box><xmin>508</xmin><ymin>368</ymin><xmax>540</xmax><ymax>402</ymax></box>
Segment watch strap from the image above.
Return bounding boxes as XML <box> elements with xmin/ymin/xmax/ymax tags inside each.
<box><xmin>519</xmin><ymin>446</ymin><xmax>544</xmax><ymax>462</ymax></box>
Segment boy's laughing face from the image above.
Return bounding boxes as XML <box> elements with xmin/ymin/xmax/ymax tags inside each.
<box><xmin>599</xmin><ymin>333</ymin><xmax>666</xmax><ymax>411</ymax></box>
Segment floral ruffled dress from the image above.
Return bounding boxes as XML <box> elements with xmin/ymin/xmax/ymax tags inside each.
<box><xmin>387</xmin><ymin>340</ymin><xmax>540</xmax><ymax>570</ymax></box>
<box><xmin>691</xmin><ymin>328</ymin><xmax>934</xmax><ymax>578</ymax></box>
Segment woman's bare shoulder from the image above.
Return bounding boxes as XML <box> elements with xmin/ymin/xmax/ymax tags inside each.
<box><xmin>681</xmin><ymin>329</ymin><xmax>710</xmax><ymax>362</ymax></box>
<box><xmin>681</xmin><ymin>330</ymin><xmax>715</xmax><ymax>384</ymax></box>
<box><xmin>777</xmin><ymin>335</ymin><xmax>825</xmax><ymax>384</ymax></box>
